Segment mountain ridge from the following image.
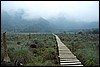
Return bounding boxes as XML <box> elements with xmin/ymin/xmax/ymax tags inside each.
<box><xmin>1</xmin><ymin>10</ymin><xmax>99</xmax><ymax>32</ymax></box>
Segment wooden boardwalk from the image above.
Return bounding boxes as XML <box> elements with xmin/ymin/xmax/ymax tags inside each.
<box><xmin>53</xmin><ymin>33</ymin><xmax>83</xmax><ymax>66</ymax></box>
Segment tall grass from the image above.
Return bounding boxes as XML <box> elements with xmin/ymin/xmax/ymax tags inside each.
<box><xmin>1</xmin><ymin>33</ymin><xmax>59</xmax><ymax>66</ymax></box>
<box><xmin>57</xmin><ymin>33</ymin><xmax>99</xmax><ymax>66</ymax></box>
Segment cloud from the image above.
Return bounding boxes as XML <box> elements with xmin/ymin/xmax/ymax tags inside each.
<box><xmin>1</xmin><ymin>1</ymin><xmax>99</xmax><ymax>22</ymax></box>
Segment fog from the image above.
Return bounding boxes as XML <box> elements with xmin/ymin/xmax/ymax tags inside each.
<box><xmin>1</xmin><ymin>1</ymin><xmax>99</xmax><ymax>22</ymax></box>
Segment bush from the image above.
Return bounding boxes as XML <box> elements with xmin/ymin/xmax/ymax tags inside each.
<box><xmin>9</xmin><ymin>46</ymin><xmax>33</xmax><ymax>65</ymax></box>
<box><xmin>1</xmin><ymin>33</ymin><xmax>58</xmax><ymax>66</ymax></box>
<box><xmin>57</xmin><ymin>33</ymin><xmax>99</xmax><ymax>66</ymax></box>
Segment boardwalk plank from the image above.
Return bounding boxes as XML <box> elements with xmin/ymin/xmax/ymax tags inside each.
<box><xmin>60</xmin><ymin>62</ymin><xmax>81</xmax><ymax>65</ymax></box>
<box><xmin>53</xmin><ymin>33</ymin><xmax>83</xmax><ymax>66</ymax></box>
<box><xmin>62</xmin><ymin>65</ymin><xmax>83</xmax><ymax>66</ymax></box>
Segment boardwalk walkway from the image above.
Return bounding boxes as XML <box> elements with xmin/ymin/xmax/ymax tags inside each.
<box><xmin>53</xmin><ymin>33</ymin><xmax>83</xmax><ymax>66</ymax></box>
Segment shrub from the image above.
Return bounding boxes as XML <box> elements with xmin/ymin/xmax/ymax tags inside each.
<box><xmin>9</xmin><ymin>46</ymin><xmax>33</xmax><ymax>65</ymax></box>
<box><xmin>57</xmin><ymin>33</ymin><xmax>99</xmax><ymax>66</ymax></box>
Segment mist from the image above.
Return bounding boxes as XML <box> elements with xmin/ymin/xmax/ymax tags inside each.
<box><xmin>1</xmin><ymin>1</ymin><xmax>99</xmax><ymax>22</ymax></box>
<box><xmin>1</xmin><ymin>1</ymin><xmax>99</xmax><ymax>33</ymax></box>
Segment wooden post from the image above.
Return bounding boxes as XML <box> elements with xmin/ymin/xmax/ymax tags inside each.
<box><xmin>3</xmin><ymin>32</ymin><xmax>7</xmax><ymax>55</ymax></box>
<box><xmin>3</xmin><ymin>32</ymin><xmax>10</xmax><ymax>62</ymax></box>
<box><xmin>29</xmin><ymin>33</ymin><xmax>31</xmax><ymax>39</ymax></box>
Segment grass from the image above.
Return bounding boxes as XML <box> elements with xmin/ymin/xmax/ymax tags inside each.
<box><xmin>2</xmin><ymin>32</ymin><xmax>98</xmax><ymax>66</ymax></box>
<box><xmin>1</xmin><ymin>33</ymin><xmax>59</xmax><ymax>66</ymax></box>
<box><xmin>56</xmin><ymin>33</ymin><xmax>99</xmax><ymax>66</ymax></box>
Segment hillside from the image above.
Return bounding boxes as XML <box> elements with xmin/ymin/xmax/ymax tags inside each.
<box><xmin>1</xmin><ymin>10</ymin><xmax>99</xmax><ymax>32</ymax></box>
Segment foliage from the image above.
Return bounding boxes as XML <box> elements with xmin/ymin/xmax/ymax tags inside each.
<box><xmin>57</xmin><ymin>32</ymin><xmax>99</xmax><ymax>66</ymax></box>
<box><xmin>1</xmin><ymin>33</ymin><xmax>58</xmax><ymax>66</ymax></box>
<box><xmin>9</xmin><ymin>46</ymin><xmax>33</xmax><ymax>65</ymax></box>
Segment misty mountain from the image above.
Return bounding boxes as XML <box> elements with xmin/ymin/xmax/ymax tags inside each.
<box><xmin>48</xmin><ymin>16</ymin><xmax>99</xmax><ymax>31</ymax></box>
<box><xmin>21</xmin><ymin>17</ymin><xmax>55</xmax><ymax>32</ymax></box>
<box><xmin>1</xmin><ymin>10</ymin><xmax>99</xmax><ymax>33</ymax></box>
<box><xmin>1</xmin><ymin>10</ymin><xmax>55</xmax><ymax>32</ymax></box>
<box><xmin>1</xmin><ymin>11</ymin><xmax>14</xmax><ymax>32</ymax></box>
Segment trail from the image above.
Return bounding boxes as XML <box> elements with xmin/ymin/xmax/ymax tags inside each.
<box><xmin>53</xmin><ymin>33</ymin><xmax>83</xmax><ymax>66</ymax></box>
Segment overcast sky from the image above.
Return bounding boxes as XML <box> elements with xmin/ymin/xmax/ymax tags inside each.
<box><xmin>1</xmin><ymin>1</ymin><xmax>99</xmax><ymax>22</ymax></box>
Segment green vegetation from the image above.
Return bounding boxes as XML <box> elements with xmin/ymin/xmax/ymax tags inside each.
<box><xmin>1</xmin><ymin>28</ymin><xmax>99</xmax><ymax>66</ymax></box>
<box><xmin>56</xmin><ymin>31</ymin><xmax>99</xmax><ymax>66</ymax></box>
<box><xmin>1</xmin><ymin>33</ymin><xmax>60</xmax><ymax>66</ymax></box>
